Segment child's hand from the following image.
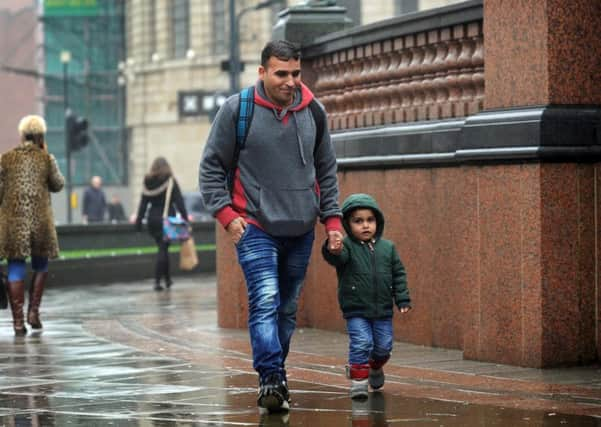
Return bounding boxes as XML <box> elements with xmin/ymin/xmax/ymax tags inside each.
<box><xmin>399</xmin><ymin>306</ymin><xmax>411</xmax><ymax>314</ymax></box>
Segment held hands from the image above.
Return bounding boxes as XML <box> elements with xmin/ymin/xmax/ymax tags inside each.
<box><xmin>327</xmin><ymin>230</ymin><xmax>344</xmax><ymax>255</ymax></box>
<box><xmin>226</xmin><ymin>217</ymin><xmax>247</xmax><ymax>245</ymax></box>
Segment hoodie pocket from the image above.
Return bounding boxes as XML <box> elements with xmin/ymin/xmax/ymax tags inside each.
<box><xmin>257</xmin><ymin>186</ymin><xmax>319</xmax><ymax>236</ymax></box>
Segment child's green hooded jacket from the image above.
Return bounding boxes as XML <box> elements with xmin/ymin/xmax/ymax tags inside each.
<box><xmin>322</xmin><ymin>193</ymin><xmax>410</xmax><ymax>319</ymax></box>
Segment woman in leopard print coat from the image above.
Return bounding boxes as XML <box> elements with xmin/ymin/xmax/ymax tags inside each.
<box><xmin>0</xmin><ymin>115</ymin><xmax>64</xmax><ymax>335</ymax></box>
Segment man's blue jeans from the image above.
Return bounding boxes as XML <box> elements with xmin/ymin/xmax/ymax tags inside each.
<box><xmin>346</xmin><ymin>317</ymin><xmax>393</xmax><ymax>365</ymax></box>
<box><xmin>235</xmin><ymin>224</ymin><xmax>315</xmax><ymax>379</ymax></box>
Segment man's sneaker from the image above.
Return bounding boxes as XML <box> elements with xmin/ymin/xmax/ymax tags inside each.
<box><xmin>258</xmin><ymin>373</ymin><xmax>290</xmax><ymax>413</ymax></box>
<box><xmin>368</xmin><ymin>367</ymin><xmax>385</xmax><ymax>390</ymax></box>
<box><xmin>350</xmin><ymin>379</ymin><xmax>368</xmax><ymax>400</ymax></box>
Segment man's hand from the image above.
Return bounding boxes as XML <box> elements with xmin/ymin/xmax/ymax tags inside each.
<box><xmin>327</xmin><ymin>230</ymin><xmax>343</xmax><ymax>255</ymax></box>
<box><xmin>226</xmin><ymin>217</ymin><xmax>247</xmax><ymax>245</ymax></box>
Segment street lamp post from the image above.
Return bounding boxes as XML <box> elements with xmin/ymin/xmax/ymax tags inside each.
<box><xmin>61</xmin><ymin>50</ymin><xmax>73</xmax><ymax>224</ymax></box>
<box><xmin>229</xmin><ymin>0</ymin><xmax>284</xmax><ymax>94</ymax></box>
<box><xmin>229</xmin><ymin>0</ymin><xmax>238</xmax><ymax>93</ymax></box>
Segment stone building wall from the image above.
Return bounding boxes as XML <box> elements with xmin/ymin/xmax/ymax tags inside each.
<box><xmin>0</xmin><ymin>0</ymin><xmax>38</xmax><ymax>153</ymax></box>
<box><xmin>124</xmin><ymin>0</ymin><xmax>278</xmax><ymax>205</ymax></box>
<box><xmin>124</xmin><ymin>0</ymin><xmax>467</xmax><ymax>205</ymax></box>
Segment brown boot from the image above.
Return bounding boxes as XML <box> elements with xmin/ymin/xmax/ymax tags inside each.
<box><xmin>27</xmin><ymin>272</ymin><xmax>47</xmax><ymax>329</ymax></box>
<box><xmin>7</xmin><ymin>280</ymin><xmax>27</xmax><ymax>336</ymax></box>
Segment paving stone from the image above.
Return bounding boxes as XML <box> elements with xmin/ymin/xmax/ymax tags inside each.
<box><xmin>0</xmin><ymin>274</ymin><xmax>599</xmax><ymax>425</ymax></box>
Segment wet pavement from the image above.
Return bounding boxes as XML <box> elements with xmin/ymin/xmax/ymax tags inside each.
<box><xmin>1</xmin><ymin>274</ymin><xmax>601</xmax><ymax>426</ymax></box>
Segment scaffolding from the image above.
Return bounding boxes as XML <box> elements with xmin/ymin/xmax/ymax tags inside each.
<box><xmin>42</xmin><ymin>0</ymin><xmax>126</xmax><ymax>186</ymax></box>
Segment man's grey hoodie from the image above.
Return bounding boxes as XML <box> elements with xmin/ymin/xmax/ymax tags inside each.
<box><xmin>199</xmin><ymin>81</ymin><xmax>342</xmax><ymax>237</ymax></box>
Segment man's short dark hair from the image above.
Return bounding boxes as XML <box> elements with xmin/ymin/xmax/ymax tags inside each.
<box><xmin>261</xmin><ymin>40</ymin><xmax>301</xmax><ymax>67</ymax></box>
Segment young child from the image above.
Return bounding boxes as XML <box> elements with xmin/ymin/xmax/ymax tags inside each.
<box><xmin>322</xmin><ymin>193</ymin><xmax>411</xmax><ymax>399</ymax></box>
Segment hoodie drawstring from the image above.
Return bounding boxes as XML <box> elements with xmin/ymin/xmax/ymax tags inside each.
<box><xmin>270</xmin><ymin>107</ymin><xmax>308</xmax><ymax>167</ymax></box>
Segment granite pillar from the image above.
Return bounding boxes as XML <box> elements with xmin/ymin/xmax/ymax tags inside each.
<box><xmin>484</xmin><ymin>0</ymin><xmax>601</xmax><ymax>108</ymax></box>
<box><xmin>461</xmin><ymin>0</ymin><xmax>601</xmax><ymax>367</ymax></box>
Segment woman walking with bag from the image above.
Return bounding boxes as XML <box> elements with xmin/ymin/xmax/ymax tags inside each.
<box><xmin>135</xmin><ymin>157</ymin><xmax>188</xmax><ymax>291</ymax></box>
<box><xmin>0</xmin><ymin>115</ymin><xmax>64</xmax><ymax>335</ymax></box>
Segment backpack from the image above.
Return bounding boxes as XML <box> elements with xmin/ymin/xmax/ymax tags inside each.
<box><xmin>227</xmin><ymin>86</ymin><xmax>326</xmax><ymax>191</ymax></box>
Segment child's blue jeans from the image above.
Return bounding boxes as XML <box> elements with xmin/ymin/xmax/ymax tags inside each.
<box><xmin>235</xmin><ymin>224</ymin><xmax>314</xmax><ymax>380</ymax></box>
<box><xmin>346</xmin><ymin>317</ymin><xmax>393</xmax><ymax>365</ymax></box>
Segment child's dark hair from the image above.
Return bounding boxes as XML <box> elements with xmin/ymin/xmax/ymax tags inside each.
<box><xmin>261</xmin><ymin>40</ymin><xmax>301</xmax><ymax>67</ymax></box>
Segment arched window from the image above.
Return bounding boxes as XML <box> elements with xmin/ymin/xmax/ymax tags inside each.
<box><xmin>171</xmin><ymin>0</ymin><xmax>189</xmax><ymax>59</ymax></box>
<box><xmin>211</xmin><ymin>0</ymin><xmax>227</xmax><ymax>55</ymax></box>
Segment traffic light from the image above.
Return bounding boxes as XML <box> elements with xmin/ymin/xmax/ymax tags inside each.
<box><xmin>66</xmin><ymin>112</ymin><xmax>90</xmax><ymax>152</ymax></box>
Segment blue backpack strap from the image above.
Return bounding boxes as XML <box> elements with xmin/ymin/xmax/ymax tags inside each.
<box><xmin>228</xmin><ymin>86</ymin><xmax>255</xmax><ymax>192</ymax></box>
<box><xmin>237</xmin><ymin>86</ymin><xmax>255</xmax><ymax>149</ymax></box>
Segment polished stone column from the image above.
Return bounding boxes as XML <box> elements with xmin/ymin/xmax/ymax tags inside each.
<box><xmin>462</xmin><ymin>0</ymin><xmax>601</xmax><ymax>367</ymax></box>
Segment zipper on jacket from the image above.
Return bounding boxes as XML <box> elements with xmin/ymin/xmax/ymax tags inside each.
<box><xmin>367</xmin><ymin>241</ymin><xmax>378</xmax><ymax>317</ymax></box>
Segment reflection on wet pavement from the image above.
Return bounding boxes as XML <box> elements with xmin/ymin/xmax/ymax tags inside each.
<box><xmin>0</xmin><ymin>275</ymin><xmax>599</xmax><ymax>426</ymax></box>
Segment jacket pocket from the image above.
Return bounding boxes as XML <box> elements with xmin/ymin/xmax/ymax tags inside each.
<box><xmin>257</xmin><ymin>186</ymin><xmax>319</xmax><ymax>236</ymax></box>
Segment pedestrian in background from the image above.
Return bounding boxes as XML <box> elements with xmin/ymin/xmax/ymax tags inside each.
<box><xmin>135</xmin><ymin>157</ymin><xmax>188</xmax><ymax>291</ymax></box>
<box><xmin>82</xmin><ymin>175</ymin><xmax>106</xmax><ymax>223</ymax></box>
<box><xmin>322</xmin><ymin>193</ymin><xmax>411</xmax><ymax>399</ymax></box>
<box><xmin>108</xmin><ymin>195</ymin><xmax>126</xmax><ymax>223</ymax></box>
<box><xmin>0</xmin><ymin>115</ymin><xmax>64</xmax><ymax>336</ymax></box>
<box><xmin>199</xmin><ymin>40</ymin><xmax>343</xmax><ymax>413</ymax></box>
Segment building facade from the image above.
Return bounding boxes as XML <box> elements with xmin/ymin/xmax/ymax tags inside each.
<box><xmin>123</xmin><ymin>0</ymin><xmax>280</xmax><ymax>207</ymax></box>
<box><xmin>123</xmin><ymin>0</ymin><xmax>463</xmax><ymax>208</ymax></box>
<box><xmin>0</xmin><ymin>0</ymin><xmax>39</xmax><ymax>154</ymax></box>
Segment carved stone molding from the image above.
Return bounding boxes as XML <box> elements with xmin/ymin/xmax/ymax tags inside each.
<box><xmin>307</xmin><ymin>19</ymin><xmax>484</xmax><ymax>131</ymax></box>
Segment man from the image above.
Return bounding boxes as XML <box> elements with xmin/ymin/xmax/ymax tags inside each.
<box><xmin>82</xmin><ymin>175</ymin><xmax>106</xmax><ymax>223</ymax></box>
<box><xmin>199</xmin><ymin>40</ymin><xmax>343</xmax><ymax>413</ymax></box>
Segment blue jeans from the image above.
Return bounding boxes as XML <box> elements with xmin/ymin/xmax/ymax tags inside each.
<box><xmin>346</xmin><ymin>317</ymin><xmax>393</xmax><ymax>365</ymax></box>
<box><xmin>236</xmin><ymin>224</ymin><xmax>314</xmax><ymax>380</ymax></box>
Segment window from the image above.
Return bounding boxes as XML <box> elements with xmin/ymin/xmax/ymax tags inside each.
<box><xmin>396</xmin><ymin>0</ymin><xmax>419</xmax><ymax>14</ymax></box>
<box><xmin>171</xmin><ymin>0</ymin><xmax>189</xmax><ymax>59</ymax></box>
<box><xmin>148</xmin><ymin>0</ymin><xmax>156</xmax><ymax>60</ymax></box>
<box><xmin>211</xmin><ymin>0</ymin><xmax>227</xmax><ymax>55</ymax></box>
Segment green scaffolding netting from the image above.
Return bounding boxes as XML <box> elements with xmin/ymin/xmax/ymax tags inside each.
<box><xmin>43</xmin><ymin>0</ymin><xmax>126</xmax><ymax>186</ymax></box>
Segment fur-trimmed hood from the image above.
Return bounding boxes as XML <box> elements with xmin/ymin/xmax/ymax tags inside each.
<box><xmin>142</xmin><ymin>174</ymin><xmax>171</xmax><ymax>197</ymax></box>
